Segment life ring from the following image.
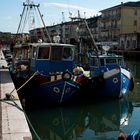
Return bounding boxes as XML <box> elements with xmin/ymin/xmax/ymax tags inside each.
<box><xmin>113</xmin><ymin>77</ymin><xmax>118</xmax><ymax>84</ymax></box>
<box><xmin>62</xmin><ymin>70</ymin><xmax>72</xmax><ymax>81</ymax></box>
<box><xmin>53</xmin><ymin>87</ymin><xmax>60</xmax><ymax>93</ymax></box>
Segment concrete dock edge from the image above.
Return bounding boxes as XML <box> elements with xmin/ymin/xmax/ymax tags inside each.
<box><xmin>0</xmin><ymin>50</ymin><xmax>32</xmax><ymax>140</ymax></box>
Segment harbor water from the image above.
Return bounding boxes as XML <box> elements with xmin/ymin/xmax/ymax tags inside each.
<box><xmin>26</xmin><ymin>60</ymin><xmax>140</xmax><ymax>140</ymax></box>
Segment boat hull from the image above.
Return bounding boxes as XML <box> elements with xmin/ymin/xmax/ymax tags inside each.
<box><xmin>79</xmin><ymin>67</ymin><xmax>133</xmax><ymax>99</ymax></box>
<box><xmin>35</xmin><ymin>79</ymin><xmax>80</xmax><ymax>104</ymax></box>
<box><xmin>12</xmin><ymin>73</ymin><xmax>80</xmax><ymax>106</ymax></box>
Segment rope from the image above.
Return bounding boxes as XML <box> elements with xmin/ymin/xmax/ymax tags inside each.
<box><xmin>17</xmin><ymin>71</ymin><xmax>38</xmax><ymax>92</ymax></box>
<box><xmin>34</xmin><ymin>6</ymin><xmax>46</xmax><ymax>42</ymax></box>
<box><xmin>0</xmin><ymin>71</ymin><xmax>41</xmax><ymax>139</ymax></box>
<box><xmin>37</xmin><ymin>6</ymin><xmax>52</xmax><ymax>43</ymax></box>
<box><xmin>21</xmin><ymin>5</ymin><xmax>29</xmax><ymax>34</ymax></box>
<box><xmin>0</xmin><ymin>94</ymin><xmax>41</xmax><ymax>140</ymax></box>
<box><xmin>0</xmin><ymin>71</ymin><xmax>38</xmax><ymax>101</ymax></box>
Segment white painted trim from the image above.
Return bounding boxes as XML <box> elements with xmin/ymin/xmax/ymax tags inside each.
<box><xmin>121</xmin><ymin>68</ymin><xmax>131</xmax><ymax>79</ymax></box>
<box><xmin>103</xmin><ymin>68</ymin><xmax>120</xmax><ymax>79</ymax></box>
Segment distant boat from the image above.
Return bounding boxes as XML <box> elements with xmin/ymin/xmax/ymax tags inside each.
<box><xmin>72</xmin><ymin>18</ymin><xmax>135</xmax><ymax>99</ymax></box>
<box><xmin>74</xmin><ymin>46</ymin><xmax>135</xmax><ymax>99</ymax></box>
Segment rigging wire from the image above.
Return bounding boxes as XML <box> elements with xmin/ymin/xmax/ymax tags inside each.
<box><xmin>36</xmin><ymin>5</ymin><xmax>52</xmax><ymax>43</ymax></box>
<box><xmin>32</xmin><ymin>6</ymin><xmax>39</xmax><ymax>42</ymax></box>
<box><xmin>16</xmin><ymin>5</ymin><xmax>26</xmax><ymax>34</ymax></box>
<box><xmin>16</xmin><ymin>1</ymin><xmax>52</xmax><ymax>43</ymax></box>
<box><xmin>34</xmin><ymin>6</ymin><xmax>46</xmax><ymax>42</ymax></box>
<box><xmin>21</xmin><ymin>5</ymin><xmax>29</xmax><ymax>34</ymax></box>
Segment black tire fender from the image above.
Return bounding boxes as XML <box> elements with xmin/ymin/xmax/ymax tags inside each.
<box><xmin>62</xmin><ymin>70</ymin><xmax>72</xmax><ymax>81</ymax></box>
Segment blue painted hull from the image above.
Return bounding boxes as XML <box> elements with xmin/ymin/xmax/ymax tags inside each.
<box><xmin>36</xmin><ymin>79</ymin><xmax>80</xmax><ymax>104</ymax></box>
<box><xmin>102</xmin><ymin>69</ymin><xmax>131</xmax><ymax>98</ymax></box>
<box><xmin>12</xmin><ymin>73</ymin><xmax>81</xmax><ymax>105</ymax></box>
<box><xmin>80</xmin><ymin>67</ymin><xmax>132</xmax><ymax>99</ymax></box>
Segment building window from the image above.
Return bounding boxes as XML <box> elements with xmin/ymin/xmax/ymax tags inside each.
<box><xmin>134</xmin><ymin>10</ymin><xmax>137</xmax><ymax>15</ymax></box>
<box><xmin>133</xmin><ymin>40</ymin><xmax>136</xmax><ymax>48</ymax></box>
<box><xmin>121</xmin><ymin>41</ymin><xmax>124</xmax><ymax>49</ymax></box>
<box><xmin>127</xmin><ymin>40</ymin><xmax>130</xmax><ymax>48</ymax></box>
<box><xmin>134</xmin><ymin>20</ymin><xmax>137</xmax><ymax>26</ymax></box>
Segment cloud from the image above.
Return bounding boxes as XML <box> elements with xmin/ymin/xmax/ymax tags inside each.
<box><xmin>43</xmin><ymin>2</ymin><xmax>100</xmax><ymax>18</ymax></box>
<box><xmin>5</xmin><ymin>16</ymin><xmax>13</xmax><ymax>20</ymax></box>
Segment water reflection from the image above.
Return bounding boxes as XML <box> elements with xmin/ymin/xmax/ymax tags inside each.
<box><xmin>27</xmin><ymin>98</ymin><xmax>133</xmax><ymax>140</ymax></box>
<box><xmin>125</xmin><ymin>61</ymin><xmax>140</xmax><ymax>81</ymax></box>
<box><xmin>126</xmin><ymin>61</ymin><xmax>140</xmax><ymax>103</ymax></box>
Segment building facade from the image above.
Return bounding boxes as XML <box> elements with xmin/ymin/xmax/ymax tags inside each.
<box><xmin>29</xmin><ymin>1</ymin><xmax>140</xmax><ymax>50</ymax></box>
<box><xmin>100</xmin><ymin>1</ymin><xmax>140</xmax><ymax>50</ymax></box>
<box><xmin>30</xmin><ymin>21</ymin><xmax>80</xmax><ymax>44</ymax></box>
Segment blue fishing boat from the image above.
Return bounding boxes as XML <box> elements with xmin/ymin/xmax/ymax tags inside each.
<box><xmin>74</xmin><ymin>46</ymin><xmax>134</xmax><ymax>99</ymax></box>
<box><xmin>12</xmin><ymin>42</ymin><xmax>81</xmax><ymax>104</ymax></box>
<box><xmin>10</xmin><ymin>1</ymin><xmax>81</xmax><ymax>105</ymax></box>
<box><xmin>73</xmin><ymin>19</ymin><xmax>134</xmax><ymax>99</ymax></box>
<box><xmin>30</xmin><ymin>42</ymin><xmax>80</xmax><ymax>104</ymax></box>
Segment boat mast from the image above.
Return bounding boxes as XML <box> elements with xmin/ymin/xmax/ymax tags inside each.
<box><xmin>62</xmin><ymin>12</ymin><xmax>66</xmax><ymax>43</ymax></box>
<box><xmin>16</xmin><ymin>0</ymin><xmax>52</xmax><ymax>43</ymax></box>
<box><xmin>70</xmin><ymin>12</ymin><xmax>99</xmax><ymax>57</ymax></box>
<box><xmin>36</xmin><ymin>4</ymin><xmax>52</xmax><ymax>42</ymax></box>
<box><xmin>83</xmin><ymin>19</ymin><xmax>99</xmax><ymax>55</ymax></box>
<box><xmin>16</xmin><ymin>5</ymin><xmax>26</xmax><ymax>35</ymax></box>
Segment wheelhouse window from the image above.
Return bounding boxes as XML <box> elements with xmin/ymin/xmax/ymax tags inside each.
<box><xmin>106</xmin><ymin>59</ymin><xmax>116</xmax><ymax>64</ymax></box>
<box><xmin>90</xmin><ymin>57</ymin><xmax>99</xmax><ymax>67</ymax></box>
<box><xmin>23</xmin><ymin>48</ymin><xmax>29</xmax><ymax>59</ymax></box>
<box><xmin>50</xmin><ymin>47</ymin><xmax>62</xmax><ymax>61</ymax></box>
<box><xmin>14</xmin><ymin>49</ymin><xmax>22</xmax><ymax>59</ymax></box>
<box><xmin>118</xmin><ymin>58</ymin><xmax>123</xmax><ymax>65</ymax></box>
<box><xmin>38</xmin><ymin>47</ymin><xmax>50</xmax><ymax>59</ymax></box>
<box><xmin>100</xmin><ymin>58</ymin><xmax>105</xmax><ymax>66</ymax></box>
<box><xmin>62</xmin><ymin>47</ymin><xmax>73</xmax><ymax>60</ymax></box>
<box><xmin>32</xmin><ymin>47</ymin><xmax>37</xmax><ymax>59</ymax></box>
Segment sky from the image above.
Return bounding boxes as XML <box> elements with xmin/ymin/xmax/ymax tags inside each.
<box><xmin>0</xmin><ymin>0</ymin><xmax>138</xmax><ymax>33</ymax></box>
